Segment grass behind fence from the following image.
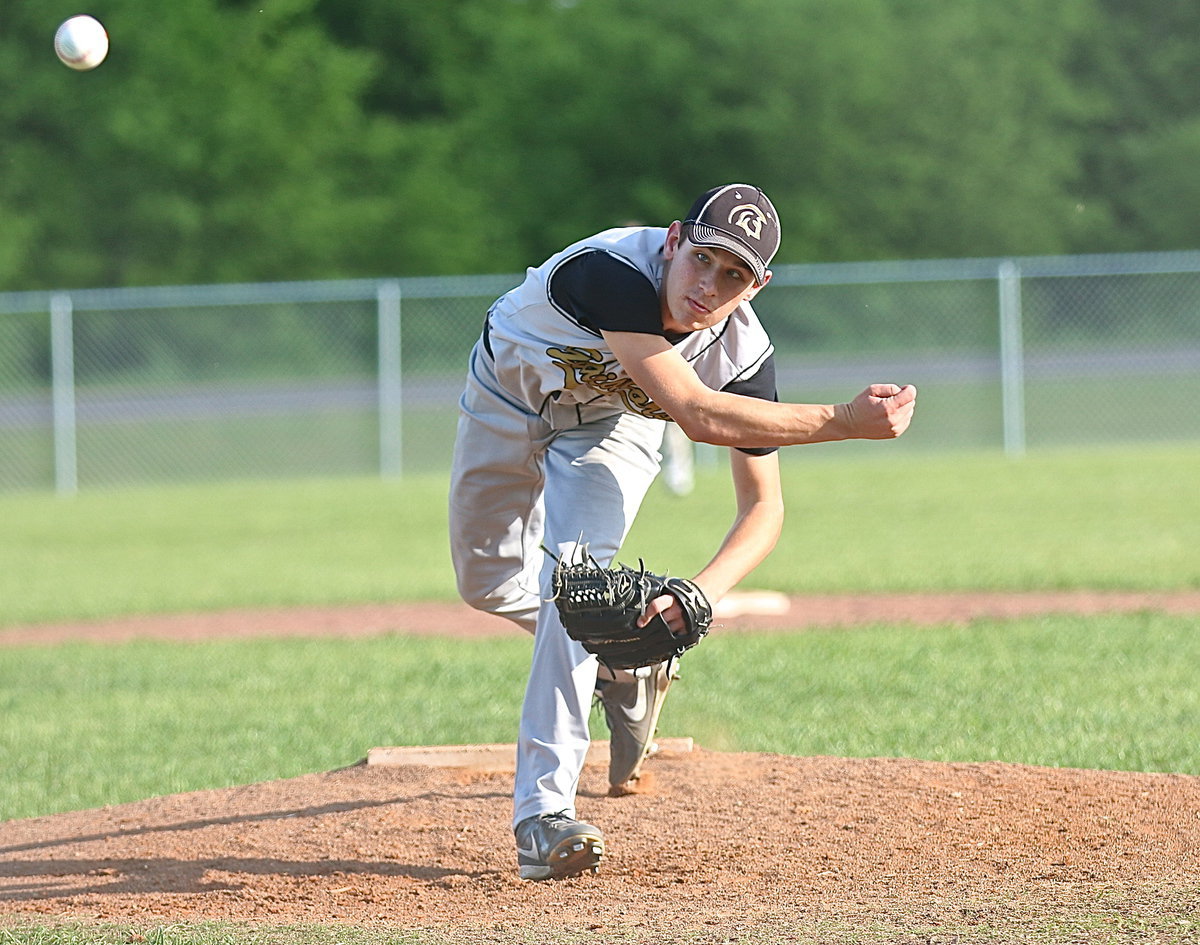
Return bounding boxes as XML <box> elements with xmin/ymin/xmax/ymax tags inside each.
<box><xmin>633</xmin><ymin>443</ymin><xmax>1199</xmax><ymax>592</ymax></box>
<box><xmin>1</xmin><ymin>444</ymin><xmax>1197</xmax><ymax>629</ymax></box>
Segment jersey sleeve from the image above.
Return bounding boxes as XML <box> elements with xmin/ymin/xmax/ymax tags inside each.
<box><xmin>723</xmin><ymin>355</ymin><xmax>780</xmax><ymax>456</ymax></box>
<box><xmin>548</xmin><ymin>251</ymin><xmax>664</xmax><ymax>335</ymax></box>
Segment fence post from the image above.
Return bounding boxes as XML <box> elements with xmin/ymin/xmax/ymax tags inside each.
<box><xmin>997</xmin><ymin>260</ymin><xmax>1026</xmax><ymax>457</ymax></box>
<box><xmin>377</xmin><ymin>280</ymin><xmax>403</xmax><ymax>479</ymax></box>
<box><xmin>50</xmin><ymin>293</ymin><xmax>78</xmax><ymax>494</ymax></box>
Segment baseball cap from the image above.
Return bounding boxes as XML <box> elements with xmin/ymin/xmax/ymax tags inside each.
<box><xmin>684</xmin><ymin>184</ymin><xmax>781</xmax><ymax>285</ymax></box>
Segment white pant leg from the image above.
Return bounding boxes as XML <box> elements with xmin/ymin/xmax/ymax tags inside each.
<box><xmin>512</xmin><ymin>413</ymin><xmax>664</xmax><ymax>827</ymax></box>
<box><xmin>448</xmin><ymin>342</ymin><xmax>546</xmax><ymax>633</ymax></box>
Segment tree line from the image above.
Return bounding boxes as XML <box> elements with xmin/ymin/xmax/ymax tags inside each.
<box><xmin>2</xmin><ymin>0</ymin><xmax>1197</xmax><ymax>292</ymax></box>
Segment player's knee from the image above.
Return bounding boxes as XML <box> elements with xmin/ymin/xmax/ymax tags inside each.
<box><xmin>457</xmin><ymin>578</ymin><xmax>538</xmax><ymax>634</ymax></box>
<box><xmin>455</xmin><ymin>573</ymin><xmax>492</xmax><ymax>612</ymax></box>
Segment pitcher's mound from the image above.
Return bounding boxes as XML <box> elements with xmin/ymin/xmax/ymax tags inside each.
<box><xmin>2</xmin><ymin>747</ymin><xmax>1198</xmax><ymax>942</ymax></box>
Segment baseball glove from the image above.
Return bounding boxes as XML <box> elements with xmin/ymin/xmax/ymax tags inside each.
<box><xmin>549</xmin><ymin>551</ymin><xmax>712</xmax><ymax>670</ymax></box>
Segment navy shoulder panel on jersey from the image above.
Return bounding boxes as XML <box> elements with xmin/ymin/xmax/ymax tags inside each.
<box><xmin>724</xmin><ymin>355</ymin><xmax>780</xmax><ymax>456</ymax></box>
<box><xmin>723</xmin><ymin>352</ymin><xmax>777</xmax><ymax>401</ymax></box>
<box><xmin>548</xmin><ymin>251</ymin><xmax>663</xmax><ymax>335</ymax></box>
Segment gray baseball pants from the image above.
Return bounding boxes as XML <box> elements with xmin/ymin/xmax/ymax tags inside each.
<box><xmin>448</xmin><ymin>338</ymin><xmax>665</xmax><ymax>828</ymax></box>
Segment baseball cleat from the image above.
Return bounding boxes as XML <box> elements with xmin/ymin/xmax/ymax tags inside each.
<box><xmin>595</xmin><ymin>659</ymin><xmax>677</xmax><ymax>791</ymax></box>
<box><xmin>514</xmin><ymin>811</ymin><xmax>604</xmax><ymax>881</ymax></box>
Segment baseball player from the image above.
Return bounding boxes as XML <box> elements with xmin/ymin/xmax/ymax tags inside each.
<box><xmin>448</xmin><ymin>183</ymin><xmax>916</xmax><ymax>880</ymax></box>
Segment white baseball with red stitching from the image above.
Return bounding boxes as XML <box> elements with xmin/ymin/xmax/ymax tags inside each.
<box><xmin>55</xmin><ymin>15</ymin><xmax>109</xmax><ymax>71</ymax></box>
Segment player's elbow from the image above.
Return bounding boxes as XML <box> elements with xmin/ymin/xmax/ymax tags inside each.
<box><xmin>674</xmin><ymin>420</ymin><xmax>720</xmax><ymax>447</ymax></box>
<box><xmin>667</xmin><ymin>391</ymin><xmax>788</xmax><ymax>448</ymax></box>
<box><xmin>765</xmin><ymin>500</ymin><xmax>785</xmax><ymax>545</ymax></box>
<box><xmin>670</xmin><ymin>405</ymin><xmax>738</xmax><ymax>447</ymax></box>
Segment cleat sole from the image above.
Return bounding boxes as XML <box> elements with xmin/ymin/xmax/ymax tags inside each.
<box><xmin>546</xmin><ymin>834</ymin><xmax>604</xmax><ymax>879</ymax></box>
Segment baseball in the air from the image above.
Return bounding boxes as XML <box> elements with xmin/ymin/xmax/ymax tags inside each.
<box><xmin>54</xmin><ymin>15</ymin><xmax>109</xmax><ymax>71</ymax></box>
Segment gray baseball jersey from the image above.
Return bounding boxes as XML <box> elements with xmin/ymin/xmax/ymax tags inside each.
<box><xmin>484</xmin><ymin>225</ymin><xmax>778</xmax><ymax>444</ymax></box>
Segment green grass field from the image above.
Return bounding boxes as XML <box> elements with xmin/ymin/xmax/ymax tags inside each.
<box><xmin>2</xmin><ymin>442</ymin><xmax>1197</xmax><ymax>818</ymax></box>
<box><xmin>3</xmin><ymin>611</ymin><xmax>1198</xmax><ymax>823</ymax></box>
<box><xmin>1</xmin><ymin>444</ymin><xmax>1196</xmax><ymax>628</ymax></box>
<box><xmin>2</xmin><ymin>444</ymin><xmax>1198</xmax><ymax>944</ymax></box>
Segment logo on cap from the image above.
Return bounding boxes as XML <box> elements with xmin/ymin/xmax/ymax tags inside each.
<box><xmin>729</xmin><ymin>204</ymin><xmax>768</xmax><ymax>242</ymax></box>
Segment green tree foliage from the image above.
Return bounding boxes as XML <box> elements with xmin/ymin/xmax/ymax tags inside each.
<box><xmin>802</xmin><ymin>0</ymin><xmax>1102</xmax><ymax>260</ymax></box>
<box><xmin>319</xmin><ymin>0</ymin><xmax>1107</xmax><ymax>267</ymax></box>
<box><xmin>1076</xmin><ymin>0</ymin><xmax>1200</xmax><ymax>251</ymax></box>
<box><xmin>0</xmin><ymin>0</ymin><xmax>488</xmax><ymax>290</ymax></box>
<box><xmin>501</xmin><ymin>0</ymin><xmax>1183</xmax><ymax>261</ymax></box>
<box><xmin>2</xmin><ymin>0</ymin><xmax>1199</xmax><ymax>292</ymax></box>
<box><xmin>2</xmin><ymin>0</ymin><xmax>378</xmax><ymax>288</ymax></box>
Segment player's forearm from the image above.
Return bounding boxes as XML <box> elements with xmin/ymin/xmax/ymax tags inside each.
<box><xmin>674</xmin><ymin>394</ymin><xmax>850</xmax><ymax>448</ymax></box>
<box><xmin>692</xmin><ymin>497</ymin><xmax>784</xmax><ymax>604</ymax></box>
<box><xmin>674</xmin><ymin>385</ymin><xmax>915</xmax><ymax>448</ymax></box>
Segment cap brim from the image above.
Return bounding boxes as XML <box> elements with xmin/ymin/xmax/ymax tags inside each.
<box><xmin>688</xmin><ymin>222</ymin><xmax>767</xmax><ymax>285</ymax></box>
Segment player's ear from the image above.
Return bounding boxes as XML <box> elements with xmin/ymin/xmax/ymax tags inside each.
<box><xmin>663</xmin><ymin>221</ymin><xmax>683</xmax><ymax>259</ymax></box>
<box><xmin>745</xmin><ymin>269</ymin><xmax>772</xmax><ymax>300</ymax></box>
<box><xmin>744</xmin><ymin>267</ymin><xmax>772</xmax><ymax>297</ymax></box>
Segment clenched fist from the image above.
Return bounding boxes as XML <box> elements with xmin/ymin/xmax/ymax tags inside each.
<box><xmin>838</xmin><ymin>384</ymin><xmax>917</xmax><ymax>440</ymax></box>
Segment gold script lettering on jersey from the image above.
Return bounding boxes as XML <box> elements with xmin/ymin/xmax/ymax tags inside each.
<box><xmin>546</xmin><ymin>346</ymin><xmax>670</xmax><ymax>420</ymax></box>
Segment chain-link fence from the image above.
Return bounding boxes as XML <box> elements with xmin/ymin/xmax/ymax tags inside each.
<box><xmin>2</xmin><ymin>252</ymin><xmax>1198</xmax><ymax>493</ymax></box>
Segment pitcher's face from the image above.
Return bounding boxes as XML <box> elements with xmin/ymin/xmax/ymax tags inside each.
<box><xmin>659</xmin><ymin>222</ymin><xmax>769</xmax><ymax>334</ymax></box>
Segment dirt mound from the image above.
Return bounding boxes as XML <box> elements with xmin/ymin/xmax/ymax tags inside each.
<box><xmin>2</xmin><ymin>750</ymin><xmax>1198</xmax><ymax>941</ymax></box>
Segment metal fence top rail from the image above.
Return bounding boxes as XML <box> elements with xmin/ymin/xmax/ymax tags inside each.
<box><xmin>771</xmin><ymin>249</ymin><xmax>1200</xmax><ymax>285</ymax></box>
<box><xmin>0</xmin><ymin>273</ymin><xmax>521</xmax><ymax>314</ymax></box>
<box><xmin>4</xmin><ymin>249</ymin><xmax>1200</xmax><ymax>315</ymax></box>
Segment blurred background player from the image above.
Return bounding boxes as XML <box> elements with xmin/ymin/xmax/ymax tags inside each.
<box><xmin>660</xmin><ymin>422</ymin><xmax>695</xmax><ymax>496</ymax></box>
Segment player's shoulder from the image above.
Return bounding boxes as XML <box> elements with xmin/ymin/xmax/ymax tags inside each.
<box><xmin>727</xmin><ymin>299</ymin><xmax>773</xmax><ymax>345</ymax></box>
<box><xmin>550</xmin><ymin>246</ymin><xmax>663</xmax><ymax>336</ymax></box>
<box><xmin>559</xmin><ymin>226</ymin><xmax>665</xmax><ymax>264</ymax></box>
<box><xmin>556</xmin><ymin>246</ymin><xmax>650</xmax><ymax>291</ymax></box>
<box><xmin>549</xmin><ymin>226</ymin><xmax>664</xmax><ymax>298</ymax></box>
